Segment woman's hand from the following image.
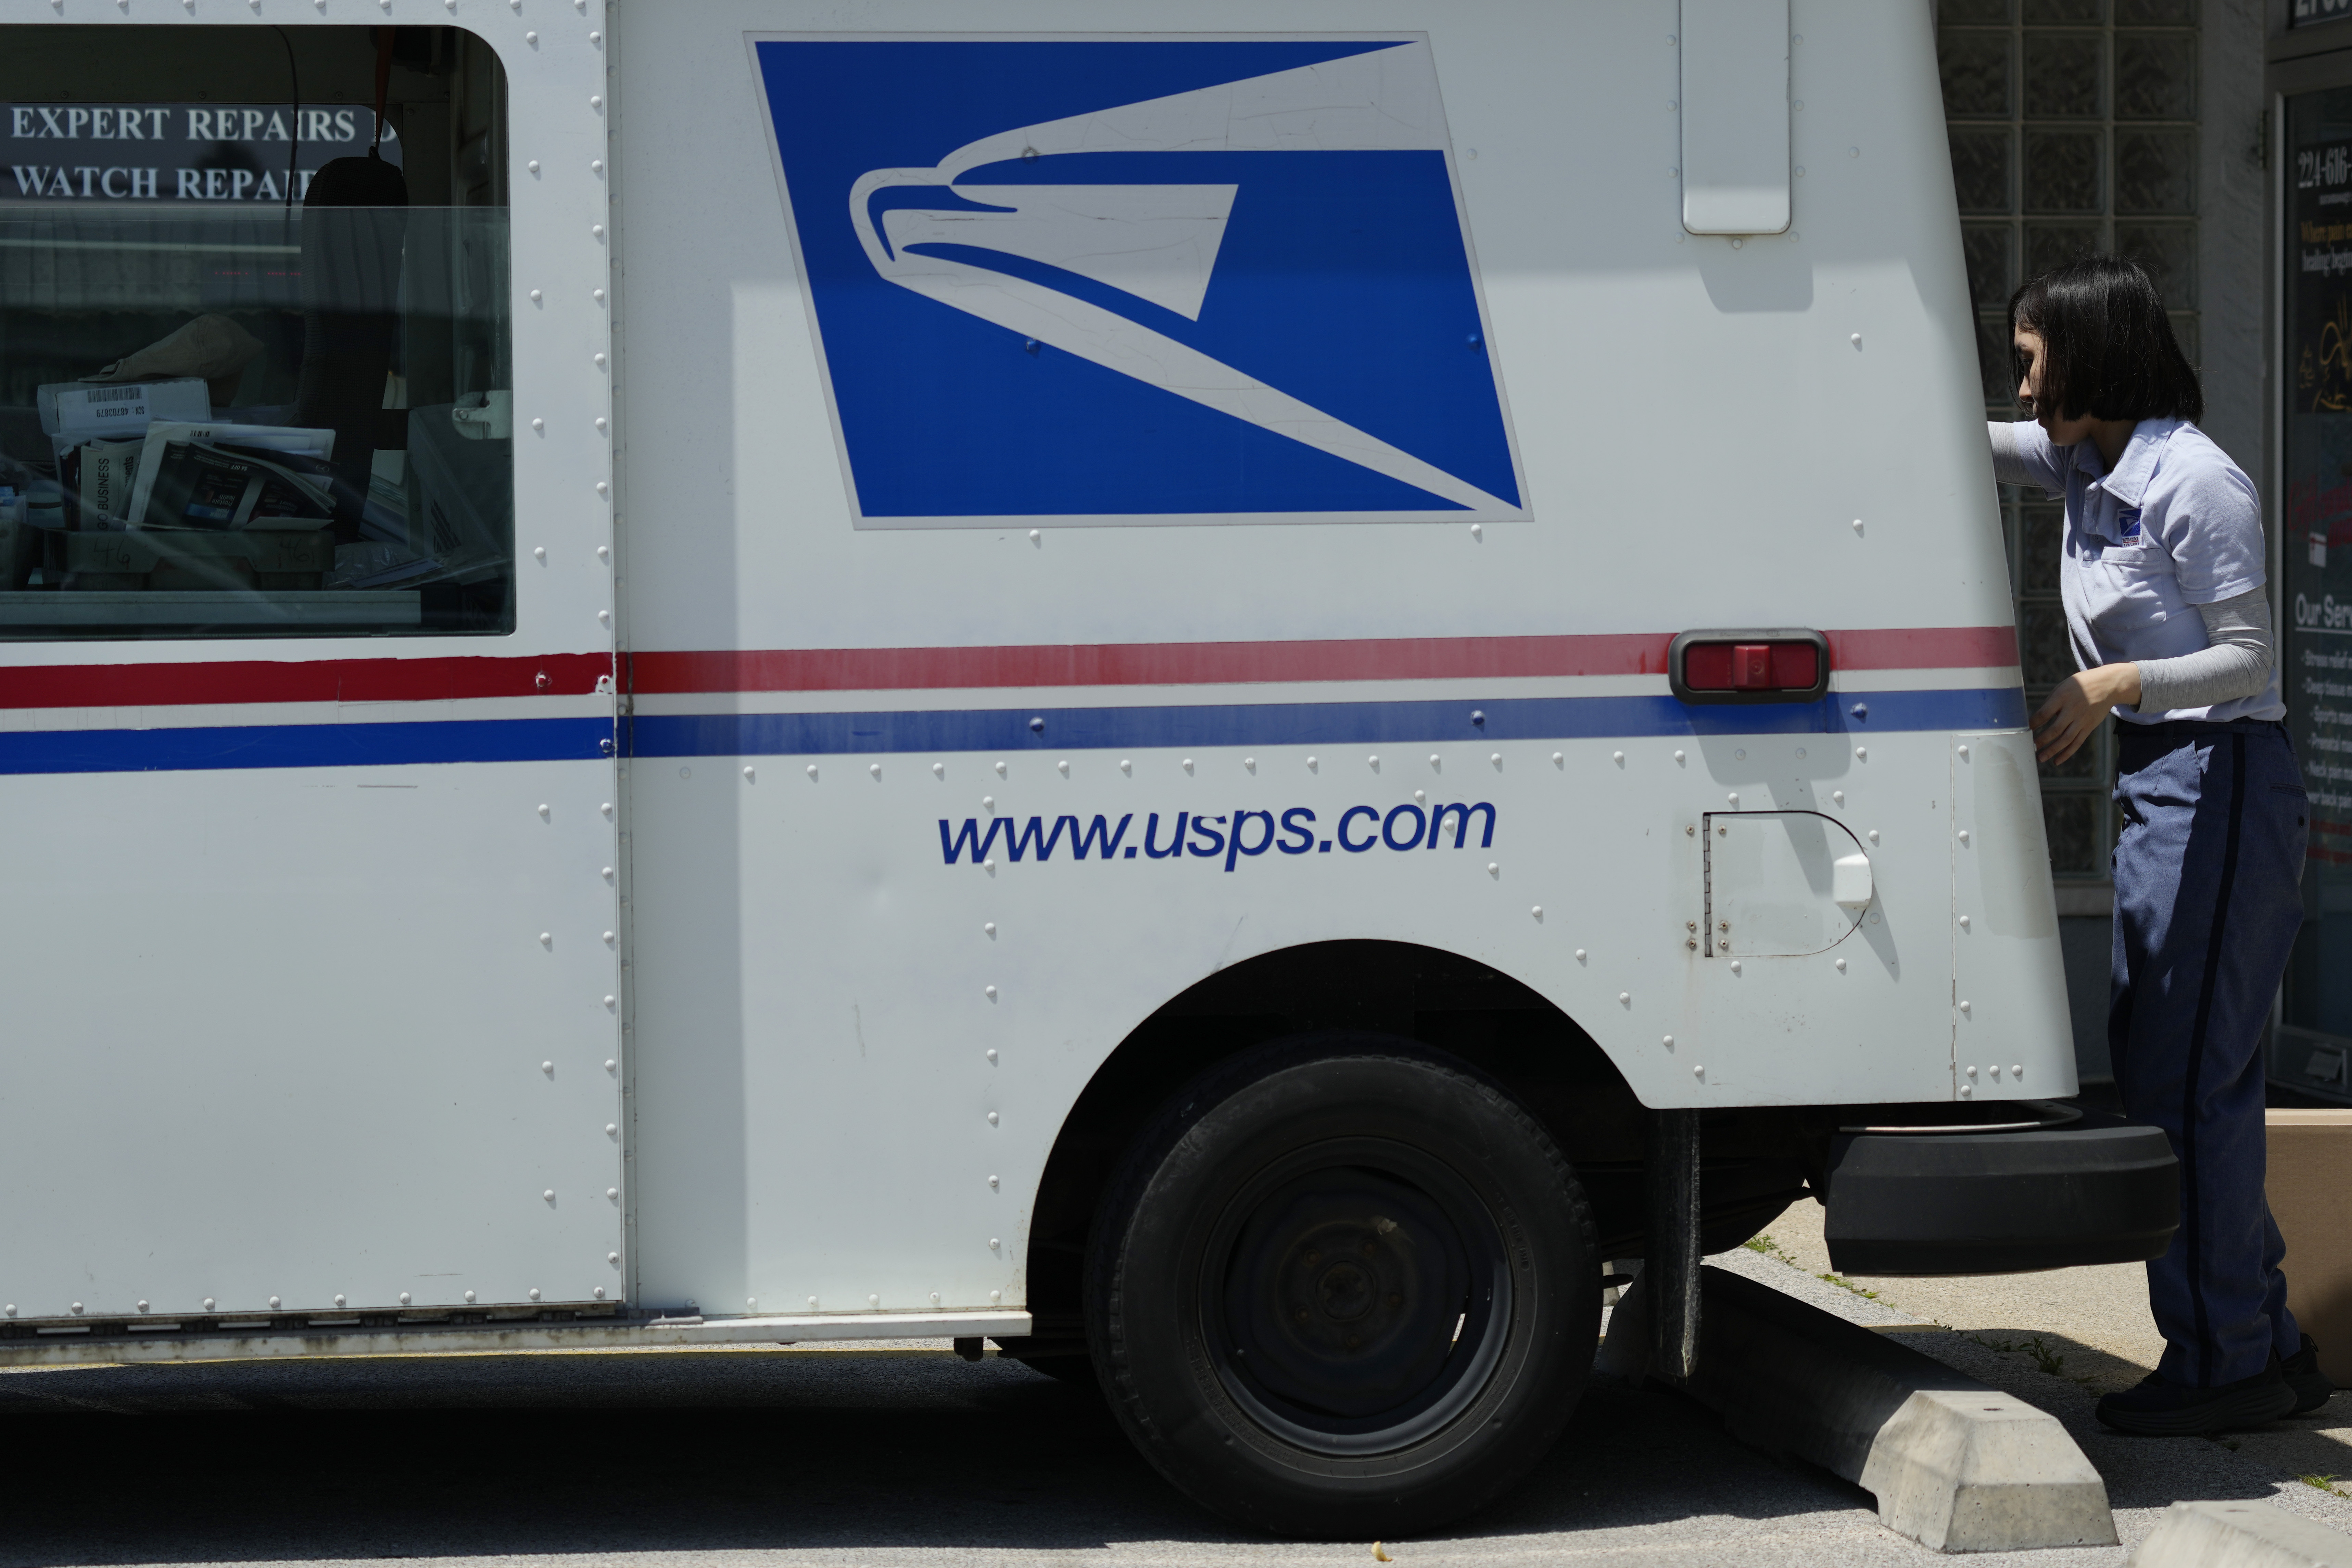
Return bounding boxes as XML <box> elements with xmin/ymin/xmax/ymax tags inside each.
<box><xmin>2031</xmin><ymin>662</ymin><xmax>2140</xmax><ymax>765</ymax></box>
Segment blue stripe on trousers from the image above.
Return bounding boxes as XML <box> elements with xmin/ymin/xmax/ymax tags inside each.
<box><xmin>2110</xmin><ymin>721</ymin><xmax>2307</xmax><ymax>1387</ymax></box>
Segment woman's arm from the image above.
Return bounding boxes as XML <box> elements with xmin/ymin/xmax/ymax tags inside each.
<box><xmin>2134</xmin><ymin>588</ymin><xmax>2273</xmax><ymax>711</ymax></box>
<box><xmin>2031</xmin><ymin>664</ymin><xmax>2139</xmax><ymax>764</ymax></box>
<box><xmin>1989</xmin><ymin>420</ymin><xmax>2065</xmax><ymax>491</ymax></box>
<box><xmin>2029</xmin><ymin>588</ymin><xmax>2273</xmax><ymax>761</ymax></box>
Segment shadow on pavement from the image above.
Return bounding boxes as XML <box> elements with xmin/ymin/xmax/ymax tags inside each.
<box><xmin>0</xmin><ymin>1350</ymin><xmax>1891</xmax><ymax>1565</ymax></box>
<box><xmin>1911</xmin><ymin>1327</ymin><xmax>2149</xmax><ymax>1397</ymax></box>
<box><xmin>1890</xmin><ymin>1325</ymin><xmax>2352</xmax><ymax>1513</ymax></box>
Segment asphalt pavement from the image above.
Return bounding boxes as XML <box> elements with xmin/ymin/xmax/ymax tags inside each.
<box><xmin>2</xmin><ymin>1235</ymin><xmax>2347</xmax><ymax>1568</ymax></box>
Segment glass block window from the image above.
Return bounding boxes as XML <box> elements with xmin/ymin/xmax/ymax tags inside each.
<box><xmin>1939</xmin><ymin>0</ymin><xmax>2199</xmax><ymax>881</ymax></box>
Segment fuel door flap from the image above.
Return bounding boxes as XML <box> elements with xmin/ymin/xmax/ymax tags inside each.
<box><xmin>1703</xmin><ymin>810</ymin><xmax>1871</xmax><ymax>957</ymax></box>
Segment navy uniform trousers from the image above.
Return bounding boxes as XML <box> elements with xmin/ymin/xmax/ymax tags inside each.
<box><xmin>2110</xmin><ymin>718</ymin><xmax>2306</xmax><ymax>1388</ymax></box>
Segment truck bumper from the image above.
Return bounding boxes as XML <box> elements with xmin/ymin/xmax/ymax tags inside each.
<box><xmin>1823</xmin><ymin>1113</ymin><xmax>2179</xmax><ymax>1276</ymax></box>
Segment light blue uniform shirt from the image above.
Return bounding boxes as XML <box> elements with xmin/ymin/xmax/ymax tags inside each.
<box><xmin>1991</xmin><ymin>417</ymin><xmax>2281</xmax><ymax>725</ymax></box>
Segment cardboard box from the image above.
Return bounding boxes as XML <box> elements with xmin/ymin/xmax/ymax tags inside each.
<box><xmin>2268</xmin><ymin>1110</ymin><xmax>2352</xmax><ymax>1388</ymax></box>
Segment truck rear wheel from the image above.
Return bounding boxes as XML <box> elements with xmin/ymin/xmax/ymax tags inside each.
<box><xmin>1086</xmin><ymin>1035</ymin><xmax>1597</xmax><ymax>1538</ymax></box>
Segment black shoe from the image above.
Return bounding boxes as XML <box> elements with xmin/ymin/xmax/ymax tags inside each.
<box><xmin>2284</xmin><ymin>1334</ymin><xmax>2335</xmax><ymax>1415</ymax></box>
<box><xmin>2095</xmin><ymin>1364</ymin><xmax>2296</xmax><ymax>1436</ymax></box>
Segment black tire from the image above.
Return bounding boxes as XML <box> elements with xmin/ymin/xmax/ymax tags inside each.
<box><xmin>1086</xmin><ymin>1033</ymin><xmax>1598</xmax><ymax>1539</ymax></box>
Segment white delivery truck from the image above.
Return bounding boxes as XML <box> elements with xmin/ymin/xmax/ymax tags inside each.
<box><xmin>0</xmin><ymin>0</ymin><xmax>2180</xmax><ymax>1537</ymax></box>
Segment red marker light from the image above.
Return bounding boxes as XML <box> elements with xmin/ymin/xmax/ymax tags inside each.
<box><xmin>1671</xmin><ymin>632</ymin><xmax>1829</xmax><ymax>700</ymax></box>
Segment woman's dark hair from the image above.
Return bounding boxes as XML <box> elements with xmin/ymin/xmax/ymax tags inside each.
<box><xmin>2007</xmin><ymin>254</ymin><xmax>2201</xmax><ymax>425</ymax></box>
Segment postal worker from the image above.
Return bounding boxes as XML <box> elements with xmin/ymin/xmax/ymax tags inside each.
<box><xmin>1990</xmin><ymin>254</ymin><xmax>2331</xmax><ymax>1436</ymax></box>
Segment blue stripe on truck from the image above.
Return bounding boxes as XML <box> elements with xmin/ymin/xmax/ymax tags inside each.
<box><xmin>0</xmin><ymin>717</ymin><xmax>615</xmax><ymax>775</ymax></box>
<box><xmin>0</xmin><ymin>688</ymin><xmax>2023</xmax><ymax>775</ymax></box>
<box><xmin>629</xmin><ymin>687</ymin><xmax>2027</xmax><ymax>758</ymax></box>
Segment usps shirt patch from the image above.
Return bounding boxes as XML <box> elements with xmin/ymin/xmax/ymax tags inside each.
<box><xmin>2117</xmin><ymin>506</ymin><xmax>2143</xmax><ymax>540</ymax></box>
<box><xmin>750</xmin><ymin>37</ymin><xmax>1528</xmax><ymax>528</ymax></box>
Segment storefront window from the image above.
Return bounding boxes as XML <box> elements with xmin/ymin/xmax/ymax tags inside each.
<box><xmin>0</xmin><ymin>26</ymin><xmax>511</xmax><ymax>638</ymax></box>
<box><xmin>2280</xmin><ymin>87</ymin><xmax>2352</xmax><ymax>1092</ymax></box>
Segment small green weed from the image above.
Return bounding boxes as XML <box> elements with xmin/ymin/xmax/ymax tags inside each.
<box><xmin>1968</xmin><ymin>1334</ymin><xmax>2102</xmax><ymax>1390</ymax></box>
<box><xmin>2302</xmin><ymin>1474</ymin><xmax>2347</xmax><ymax>1497</ymax></box>
<box><xmin>1739</xmin><ymin>1232</ymin><xmax>1884</xmax><ymax>1302</ymax></box>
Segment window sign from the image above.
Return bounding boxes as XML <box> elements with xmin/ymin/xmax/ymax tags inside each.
<box><xmin>2280</xmin><ymin>87</ymin><xmax>2352</xmax><ymax>1081</ymax></box>
<box><xmin>4</xmin><ymin>103</ymin><xmax>399</xmax><ymax>205</ymax></box>
<box><xmin>2294</xmin><ymin>0</ymin><xmax>2352</xmax><ymax>28</ymax></box>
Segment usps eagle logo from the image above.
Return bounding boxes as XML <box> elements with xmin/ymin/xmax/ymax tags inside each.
<box><xmin>752</xmin><ymin>37</ymin><xmax>1528</xmax><ymax>527</ymax></box>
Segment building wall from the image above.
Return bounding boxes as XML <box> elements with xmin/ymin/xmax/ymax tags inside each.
<box><xmin>1938</xmin><ymin>0</ymin><xmax>2267</xmax><ymax>1083</ymax></box>
<box><xmin>2201</xmin><ymin>0</ymin><xmax>2268</xmax><ymax>477</ymax></box>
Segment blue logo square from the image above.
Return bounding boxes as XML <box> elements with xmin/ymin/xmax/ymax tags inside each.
<box><xmin>751</xmin><ymin>37</ymin><xmax>1529</xmax><ymax>527</ymax></box>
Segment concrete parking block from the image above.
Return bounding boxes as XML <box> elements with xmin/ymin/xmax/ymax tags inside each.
<box><xmin>1602</xmin><ymin>1263</ymin><xmax>2116</xmax><ymax>1552</ymax></box>
<box><xmin>2127</xmin><ymin>1499</ymin><xmax>2352</xmax><ymax>1567</ymax></box>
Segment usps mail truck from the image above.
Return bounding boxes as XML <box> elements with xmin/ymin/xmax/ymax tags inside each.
<box><xmin>0</xmin><ymin>0</ymin><xmax>2180</xmax><ymax>1535</ymax></box>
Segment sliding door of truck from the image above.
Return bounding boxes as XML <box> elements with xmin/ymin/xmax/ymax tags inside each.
<box><xmin>0</xmin><ymin>12</ymin><xmax>623</xmax><ymax>1327</ymax></box>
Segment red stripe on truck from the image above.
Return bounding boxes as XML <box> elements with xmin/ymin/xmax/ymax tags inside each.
<box><xmin>627</xmin><ymin>626</ymin><xmax>2019</xmax><ymax>694</ymax></box>
<box><xmin>0</xmin><ymin>653</ymin><xmax>613</xmax><ymax>710</ymax></box>
<box><xmin>1831</xmin><ymin>626</ymin><xmax>2018</xmax><ymax>671</ymax></box>
<box><xmin>0</xmin><ymin>628</ymin><xmax>2012</xmax><ymax>709</ymax></box>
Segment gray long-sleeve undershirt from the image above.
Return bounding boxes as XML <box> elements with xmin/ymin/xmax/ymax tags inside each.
<box><xmin>2133</xmin><ymin>588</ymin><xmax>2272</xmax><ymax>713</ymax></box>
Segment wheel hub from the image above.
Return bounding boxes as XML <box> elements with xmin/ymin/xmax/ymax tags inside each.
<box><xmin>1311</xmin><ymin>1252</ymin><xmax>1377</xmax><ymax>1325</ymax></box>
<box><xmin>1216</xmin><ymin>1163</ymin><xmax>1487</xmax><ymax>1428</ymax></box>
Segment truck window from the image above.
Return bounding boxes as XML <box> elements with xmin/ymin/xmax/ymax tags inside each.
<box><xmin>0</xmin><ymin>26</ymin><xmax>512</xmax><ymax>638</ymax></box>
